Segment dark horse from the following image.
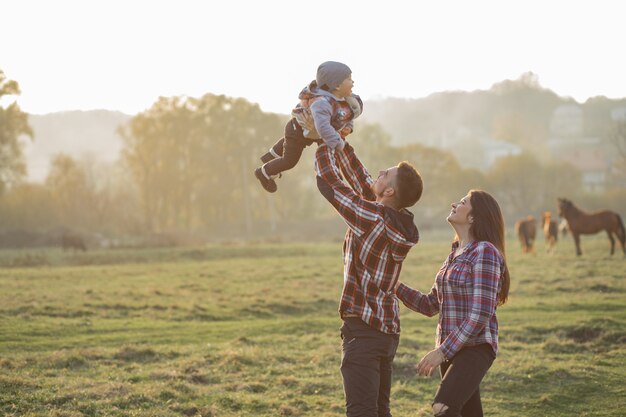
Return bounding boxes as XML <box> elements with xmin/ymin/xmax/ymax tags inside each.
<box><xmin>62</xmin><ymin>234</ymin><xmax>87</xmax><ymax>252</ymax></box>
<box><xmin>542</xmin><ymin>211</ymin><xmax>559</xmax><ymax>253</ymax></box>
<box><xmin>557</xmin><ymin>198</ymin><xmax>626</xmax><ymax>256</ymax></box>
<box><xmin>515</xmin><ymin>216</ymin><xmax>537</xmax><ymax>253</ymax></box>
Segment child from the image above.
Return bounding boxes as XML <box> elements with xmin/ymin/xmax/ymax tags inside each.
<box><xmin>254</xmin><ymin>61</ymin><xmax>363</xmax><ymax>193</ymax></box>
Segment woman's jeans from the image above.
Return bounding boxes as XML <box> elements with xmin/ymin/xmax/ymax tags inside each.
<box><xmin>433</xmin><ymin>343</ymin><xmax>496</xmax><ymax>417</ymax></box>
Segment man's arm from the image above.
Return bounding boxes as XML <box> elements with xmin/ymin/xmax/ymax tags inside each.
<box><xmin>315</xmin><ymin>144</ymin><xmax>380</xmax><ymax>236</ymax></box>
<box><xmin>336</xmin><ymin>142</ymin><xmax>376</xmax><ymax>201</ymax></box>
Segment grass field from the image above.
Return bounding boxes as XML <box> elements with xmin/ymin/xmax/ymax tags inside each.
<box><xmin>1</xmin><ymin>232</ymin><xmax>625</xmax><ymax>416</ymax></box>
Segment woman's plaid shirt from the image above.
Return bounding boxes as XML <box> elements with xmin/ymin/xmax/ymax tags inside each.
<box><xmin>396</xmin><ymin>241</ymin><xmax>504</xmax><ymax>358</ymax></box>
<box><xmin>315</xmin><ymin>143</ymin><xmax>419</xmax><ymax>335</ymax></box>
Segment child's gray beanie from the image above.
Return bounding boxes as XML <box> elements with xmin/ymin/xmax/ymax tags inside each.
<box><xmin>316</xmin><ymin>61</ymin><xmax>351</xmax><ymax>91</ymax></box>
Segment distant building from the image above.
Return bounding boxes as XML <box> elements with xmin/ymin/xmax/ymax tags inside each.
<box><xmin>550</xmin><ymin>104</ymin><xmax>583</xmax><ymax>137</ymax></box>
<box><xmin>547</xmin><ymin>137</ymin><xmax>608</xmax><ymax>192</ymax></box>
<box><xmin>611</xmin><ymin>107</ymin><xmax>626</xmax><ymax>121</ymax></box>
<box><xmin>483</xmin><ymin>139</ymin><xmax>523</xmax><ymax>168</ymax></box>
<box><xmin>547</xmin><ymin>104</ymin><xmax>611</xmax><ymax>192</ymax></box>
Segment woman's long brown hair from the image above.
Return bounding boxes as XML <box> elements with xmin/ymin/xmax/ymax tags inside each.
<box><xmin>468</xmin><ymin>190</ymin><xmax>510</xmax><ymax>305</ymax></box>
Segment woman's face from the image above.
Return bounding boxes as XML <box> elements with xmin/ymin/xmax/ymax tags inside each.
<box><xmin>447</xmin><ymin>193</ymin><xmax>473</xmax><ymax>225</ymax></box>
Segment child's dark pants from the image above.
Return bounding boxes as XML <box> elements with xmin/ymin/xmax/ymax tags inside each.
<box><xmin>262</xmin><ymin>118</ymin><xmax>319</xmax><ymax>177</ymax></box>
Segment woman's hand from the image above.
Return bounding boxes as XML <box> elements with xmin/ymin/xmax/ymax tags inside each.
<box><xmin>416</xmin><ymin>348</ymin><xmax>445</xmax><ymax>376</ymax></box>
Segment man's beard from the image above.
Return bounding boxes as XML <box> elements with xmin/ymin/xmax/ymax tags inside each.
<box><xmin>371</xmin><ymin>184</ymin><xmax>382</xmax><ymax>200</ymax></box>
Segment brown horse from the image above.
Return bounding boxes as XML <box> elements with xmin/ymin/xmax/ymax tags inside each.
<box><xmin>559</xmin><ymin>218</ymin><xmax>570</xmax><ymax>238</ymax></box>
<box><xmin>557</xmin><ymin>198</ymin><xmax>626</xmax><ymax>256</ymax></box>
<box><xmin>515</xmin><ymin>216</ymin><xmax>537</xmax><ymax>253</ymax></box>
<box><xmin>62</xmin><ymin>234</ymin><xmax>87</xmax><ymax>252</ymax></box>
<box><xmin>542</xmin><ymin>211</ymin><xmax>559</xmax><ymax>253</ymax></box>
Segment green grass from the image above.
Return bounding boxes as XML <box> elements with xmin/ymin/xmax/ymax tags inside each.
<box><xmin>1</xmin><ymin>232</ymin><xmax>624</xmax><ymax>416</ymax></box>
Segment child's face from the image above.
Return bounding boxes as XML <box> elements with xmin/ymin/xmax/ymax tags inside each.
<box><xmin>334</xmin><ymin>75</ymin><xmax>354</xmax><ymax>98</ymax></box>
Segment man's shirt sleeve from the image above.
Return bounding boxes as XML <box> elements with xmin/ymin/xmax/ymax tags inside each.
<box><xmin>335</xmin><ymin>142</ymin><xmax>376</xmax><ymax>202</ymax></box>
<box><xmin>315</xmin><ymin>144</ymin><xmax>380</xmax><ymax>236</ymax></box>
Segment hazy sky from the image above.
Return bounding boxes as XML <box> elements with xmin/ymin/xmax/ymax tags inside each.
<box><xmin>2</xmin><ymin>0</ymin><xmax>625</xmax><ymax>115</ymax></box>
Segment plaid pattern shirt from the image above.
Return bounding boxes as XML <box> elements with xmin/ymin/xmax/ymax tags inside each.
<box><xmin>315</xmin><ymin>142</ymin><xmax>419</xmax><ymax>334</ymax></box>
<box><xmin>396</xmin><ymin>241</ymin><xmax>504</xmax><ymax>358</ymax></box>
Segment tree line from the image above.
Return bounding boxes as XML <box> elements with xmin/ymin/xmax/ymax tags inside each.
<box><xmin>1</xmin><ymin>70</ymin><xmax>625</xmax><ymax>247</ymax></box>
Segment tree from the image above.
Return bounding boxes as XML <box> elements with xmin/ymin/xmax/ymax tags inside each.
<box><xmin>610</xmin><ymin>118</ymin><xmax>626</xmax><ymax>186</ymax></box>
<box><xmin>542</xmin><ymin>162</ymin><xmax>582</xmax><ymax>203</ymax></box>
<box><xmin>341</xmin><ymin>126</ymin><xmax>488</xmax><ymax>227</ymax></box>
<box><xmin>348</xmin><ymin>122</ymin><xmax>393</xmax><ymax>174</ymax></box>
<box><xmin>0</xmin><ymin>70</ymin><xmax>33</xmax><ymax>194</ymax></box>
<box><xmin>487</xmin><ymin>153</ymin><xmax>546</xmax><ymax>222</ymax></box>
<box><xmin>0</xmin><ymin>183</ymin><xmax>57</xmax><ymax>231</ymax></box>
<box><xmin>120</xmin><ymin>94</ymin><xmax>285</xmax><ymax>234</ymax></box>
<box><xmin>46</xmin><ymin>154</ymin><xmax>93</xmax><ymax>229</ymax></box>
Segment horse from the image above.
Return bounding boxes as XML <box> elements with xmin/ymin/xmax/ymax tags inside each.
<box><xmin>559</xmin><ymin>218</ymin><xmax>570</xmax><ymax>238</ymax></box>
<box><xmin>515</xmin><ymin>216</ymin><xmax>537</xmax><ymax>254</ymax></box>
<box><xmin>557</xmin><ymin>198</ymin><xmax>626</xmax><ymax>256</ymax></box>
<box><xmin>542</xmin><ymin>211</ymin><xmax>559</xmax><ymax>253</ymax></box>
<box><xmin>62</xmin><ymin>234</ymin><xmax>87</xmax><ymax>252</ymax></box>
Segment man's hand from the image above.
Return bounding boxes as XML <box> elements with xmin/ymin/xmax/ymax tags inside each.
<box><xmin>416</xmin><ymin>348</ymin><xmax>445</xmax><ymax>376</ymax></box>
<box><xmin>301</xmin><ymin>110</ymin><xmax>316</xmax><ymax>132</ymax></box>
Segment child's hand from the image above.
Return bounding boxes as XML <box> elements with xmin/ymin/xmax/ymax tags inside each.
<box><xmin>339</xmin><ymin>126</ymin><xmax>352</xmax><ymax>138</ymax></box>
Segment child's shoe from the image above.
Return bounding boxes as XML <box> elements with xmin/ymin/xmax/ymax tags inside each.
<box><xmin>254</xmin><ymin>167</ymin><xmax>277</xmax><ymax>193</ymax></box>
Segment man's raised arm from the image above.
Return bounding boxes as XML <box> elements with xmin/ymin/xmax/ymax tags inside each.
<box><xmin>315</xmin><ymin>145</ymin><xmax>380</xmax><ymax>236</ymax></box>
<box><xmin>335</xmin><ymin>142</ymin><xmax>377</xmax><ymax>202</ymax></box>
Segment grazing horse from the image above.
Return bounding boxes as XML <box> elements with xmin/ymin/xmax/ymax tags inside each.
<box><xmin>515</xmin><ymin>216</ymin><xmax>537</xmax><ymax>253</ymax></box>
<box><xmin>559</xmin><ymin>218</ymin><xmax>570</xmax><ymax>238</ymax></box>
<box><xmin>62</xmin><ymin>234</ymin><xmax>87</xmax><ymax>252</ymax></box>
<box><xmin>542</xmin><ymin>211</ymin><xmax>559</xmax><ymax>253</ymax></box>
<box><xmin>557</xmin><ymin>198</ymin><xmax>626</xmax><ymax>256</ymax></box>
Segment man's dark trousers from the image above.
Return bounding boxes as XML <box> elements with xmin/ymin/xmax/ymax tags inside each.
<box><xmin>340</xmin><ymin>317</ymin><xmax>400</xmax><ymax>417</ymax></box>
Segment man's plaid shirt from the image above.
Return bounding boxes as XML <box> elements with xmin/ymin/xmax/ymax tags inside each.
<box><xmin>315</xmin><ymin>142</ymin><xmax>419</xmax><ymax>334</ymax></box>
<box><xmin>396</xmin><ymin>241</ymin><xmax>504</xmax><ymax>358</ymax></box>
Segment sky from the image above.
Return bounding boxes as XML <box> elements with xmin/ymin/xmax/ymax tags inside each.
<box><xmin>2</xmin><ymin>0</ymin><xmax>626</xmax><ymax>116</ymax></box>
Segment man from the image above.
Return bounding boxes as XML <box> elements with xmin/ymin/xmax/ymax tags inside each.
<box><xmin>315</xmin><ymin>141</ymin><xmax>423</xmax><ymax>417</ymax></box>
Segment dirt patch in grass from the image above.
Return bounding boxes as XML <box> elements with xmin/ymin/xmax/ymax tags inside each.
<box><xmin>0</xmin><ymin>358</ymin><xmax>14</xmax><ymax>369</ymax></box>
<box><xmin>588</xmin><ymin>284</ymin><xmax>621</xmax><ymax>293</ymax></box>
<box><xmin>52</xmin><ymin>355</ymin><xmax>90</xmax><ymax>370</ymax></box>
<box><xmin>0</xmin><ymin>375</ymin><xmax>39</xmax><ymax>394</ymax></box>
<box><xmin>113</xmin><ymin>346</ymin><xmax>159</xmax><ymax>363</ymax></box>
<box><xmin>279</xmin><ymin>375</ymin><xmax>299</xmax><ymax>388</ymax></box>
<box><xmin>300</xmin><ymin>381</ymin><xmax>337</xmax><ymax>396</ymax></box>
<box><xmin>564</xmin><ymin>326</ymin><xmax>602</xmax><ymax>343</ymax></box>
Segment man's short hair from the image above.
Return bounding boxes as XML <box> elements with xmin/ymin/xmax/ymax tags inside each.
<box><xmin>395</xmin><ymin>162</ymin><xmax>423</xmax><ymax>209</ymax></box>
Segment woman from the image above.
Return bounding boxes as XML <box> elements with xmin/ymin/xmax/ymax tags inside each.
<box><xmin>396</xmin><ymin>190</ymin><xmax>510</xmax><ymax>417</ymax></box>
